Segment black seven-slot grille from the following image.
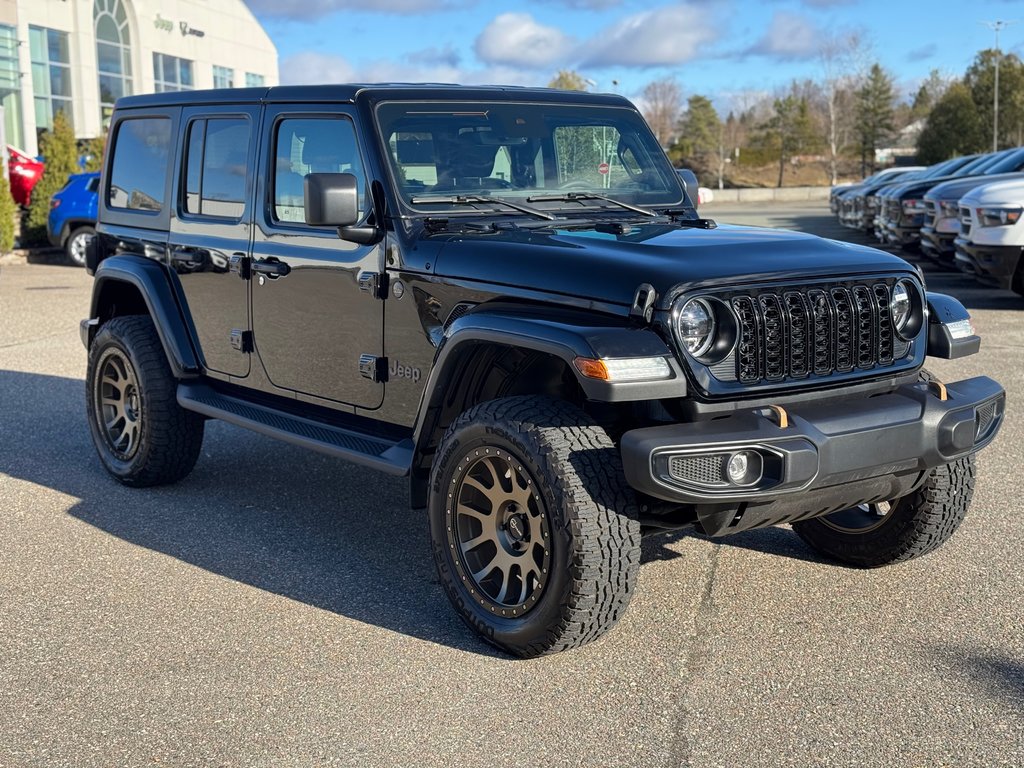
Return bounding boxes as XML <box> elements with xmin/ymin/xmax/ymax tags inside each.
<box><xmin>729</xmin><ymin>280</ymin><xmax>903</xmax><ymax>385</ymax></box>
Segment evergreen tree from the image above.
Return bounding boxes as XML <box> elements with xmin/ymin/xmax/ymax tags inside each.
<box><xmin>0</xmin><ymin>174</ymin><xmax>17</xmax><ymax>253</ymax></box>
<box><xmin>911</xmin><ymin>69</ymin><xmax>951</xmax><ymax>120</ymax></box>
<box><xmin>760</xmin><ymin>95</ymin><xmax>817</xmax><ymax>187</ymax></box>
<box><xmin>26</xmin><ymin>110</ymin><xmax>79</xmax><ymax>244</ymax></box>
<box><xmin>671</xmin><ymin>95</ymin><xmax>720</xmax><ymax>177</ymax></box>
<box><xmin>854</xmin><ymin>63</ymin><xmax>895</xmax><ymax>175</ymax></box>
<box><xmin>83</xmin><ymin>131</ymin><xmax>108</xmax><ymax>173</ymax></box>
<box><xmin>916</xmin><ymin>82</ymin><xmax>985</xmax><ymax>163</ymax></box>
<box><xmin>964</xmin><ymin>49</ymin><xmax>1024</xmax><ymax>149</ymax></box>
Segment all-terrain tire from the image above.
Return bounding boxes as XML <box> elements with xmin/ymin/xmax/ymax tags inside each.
<box><xmin>86</xmin><ymin>315</ymin><xmax>204</xmax><ymax>487</ymax></box>
<box><xmin>428</xmin><ymin>396</ymin><xmax>641</xmax><ymax>657</ymax></box>
<box><xmin>792</xmin><ymin>455</ymin><xmax>976</xmax><ymax>568</ymax></box>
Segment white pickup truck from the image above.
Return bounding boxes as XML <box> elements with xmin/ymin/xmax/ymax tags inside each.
<box><xmin>954</xmin><ymin>178</ymin><xmax>1024</xmax><ymax>295</ymax></box>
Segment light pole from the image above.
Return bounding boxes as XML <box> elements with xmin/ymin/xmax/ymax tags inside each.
<box><xmin>981</xmin><ymin>20</ymin><xmax>1019</xmax><ymax>152</ymax></box>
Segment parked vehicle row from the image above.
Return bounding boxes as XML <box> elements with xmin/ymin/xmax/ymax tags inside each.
<box><xmin>832</xmin><ymin>148</ymin><xmax>1024</xmax><ymax>296</ymax></box>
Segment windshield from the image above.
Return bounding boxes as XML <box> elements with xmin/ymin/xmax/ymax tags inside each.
<box><xmin>375</xmin><ymin>100</ymin><xmax>685</xmax><ymax>213</ymax></box>
<box><xmin>984</xmin><ymin>147</ymin><xmax>1024</xmax><ymax>174</ymax></box>
<box><xmin>961</xmin><ymin>150</ymin><xmax>1011</xmax><ymax>175</ymax></box>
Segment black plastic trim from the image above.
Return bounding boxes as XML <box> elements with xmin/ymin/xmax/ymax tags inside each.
<box><xmin>925</xmin><ymin>292</ymin><xmax>980</xmax><ymax>359</ymax></box>
<box><xmin>178</xmin><ymin>382</ymin><xmax>412</xmax><ymax>475</ymax></box>
<box><xmin>89</xmin><ymin>255</ymin><xmax>200</xmax><ymax>378</ymax></box>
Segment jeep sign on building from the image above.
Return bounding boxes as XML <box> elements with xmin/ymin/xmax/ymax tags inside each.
<box><xmin>1</xmin><ymin>0</ymin><xmax>277</xmax><ymax>155</ymax></box>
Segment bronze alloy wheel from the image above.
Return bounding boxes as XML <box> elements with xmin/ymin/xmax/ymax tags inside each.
<box><xmin>445</xmin><ymin>448</ymin><xmax>551</xmax><ymax>617</ymax></box>
<box><xmin>93</xmin><ymin>347</ymin><xmax>144</xmax><ymax>461</ymax></box>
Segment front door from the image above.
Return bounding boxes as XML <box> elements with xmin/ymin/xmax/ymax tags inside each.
<box><xmin>249</xmin><ymin>105</ymin><xmax>384</xmax><ymax>409</ymax></box>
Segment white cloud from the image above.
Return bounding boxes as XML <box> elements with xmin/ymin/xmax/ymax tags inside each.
<box><xmin>474</xmin><ymin>13</ymin><xmax>574</xmax><ymax>69</ymax></box>
<box><xmin>280</xmin><ymin>52</ymin><xmax>538</xmax><ymax>88</ymax></box>
<box><xmin>746</xmin><ymin>12</ymin><xmax>822</xmax><ymax>60</ymax></box>
<box><xmin>578</xmin><ymin>5</ymin><xmax>718</xmax><ymax>68</ymax></box>
<box><xmin>280</xmin><ymin>52</ymin><xmax>356</xmax><ymax>84</ymax></box>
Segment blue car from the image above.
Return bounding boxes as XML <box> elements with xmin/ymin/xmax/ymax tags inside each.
<box><xmin>47</xmin><ymin>171</ymin><xmax>99</xmax><ymax>267</ymax></box>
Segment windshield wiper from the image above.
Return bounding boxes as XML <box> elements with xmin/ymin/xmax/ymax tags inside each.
<box><xmin>525</xmin><ymin>192</ymin><xmax>656</xmax><ymax>218</ymax></box>
<box><xmin>410</xmin><ymin>194</ymin><xmax>557</xmax><ymax>221</ymax></box>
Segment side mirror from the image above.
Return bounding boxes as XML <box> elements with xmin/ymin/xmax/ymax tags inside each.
<box><xmin>304</xmin><ymin>172</ymin><xmax>360</xmax><ymax>227</ymax></box>
<box><xmin>677</xmin><ymin>168</ymin><xmax>699</xmax><ymax>209</ymax></box>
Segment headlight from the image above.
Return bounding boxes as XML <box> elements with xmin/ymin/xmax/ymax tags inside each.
<box><xmin>977</xmin><ymin>207</ymin><xmax>1023</xmax><ymax>227</ymax></box>
<box><xmin>675</xmin><ymin>298</ymin><xmax>716</xmax><ymax>357</ymax></box>
<box><xmin>902</xmin><ymin>199</ymin><xmax>926</xmax><ymax>215</ymax></box>
<box><xmin>939</xmin><ymin>201</ymin><xmax>959</xmax><ymax>217</ymax></box>
<box><xmin>891</xmin><ymin>281</ymin><xmax>912</xmax><ymax>333</ymax></box>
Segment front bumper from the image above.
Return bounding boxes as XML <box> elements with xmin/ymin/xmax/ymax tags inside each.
<box><xmin>920</xmin><ymin>226</ymin><xmax>957</xmax><ymax>261</ymax></box>
<box><xmin>885</xmin><ymin>219</ymin><xmax>923</xmax><ymax>247</ymax></box>
<box><xmin>954</xmin><ymin>240</ymin><xmax>1022</xmax><ymax>289</ymax></box>
<box><xmin>621</xmin><ymin>376</ymin><xmax>1005</xmax><ymax>535</ymax></box>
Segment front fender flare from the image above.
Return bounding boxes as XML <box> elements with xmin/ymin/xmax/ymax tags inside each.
<box><xmin>925</xmin><ymin>291</ymin><xmax>980</xmax><ymax>359</ymax></box>
<box><xmin>411</xmin><ymin>310</ymin><xmax>685</xmax><ymax>443</ymax></box>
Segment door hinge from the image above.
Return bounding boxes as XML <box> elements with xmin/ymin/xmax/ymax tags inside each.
<box><xmin>358</xmin><ymin>271</ymin><xmax>389</xmax><ymax>299</ymax></box>
<box><xmin>359</xmin><ymin>354</ymin><xmax>388</xmax><ymax>383</ymax></box>
<box><xmin>230</xmin><ymin>329</ymin><xmax>253</xmax><ymax>353</ymax></box>
<box><xmin>229</xmin><ymin>254</ymin><xmax>251</xmax><ymax>280</ymax></box>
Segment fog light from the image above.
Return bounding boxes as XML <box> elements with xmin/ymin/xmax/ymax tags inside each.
<box><xmin>725</xmin><ymin>450</ymin><xmax>763</xmax><ymax>486</ymax></box>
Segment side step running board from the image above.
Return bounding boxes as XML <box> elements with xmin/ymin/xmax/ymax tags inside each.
<box><xmin>177</xmin><ymin>383</ymin><xmax>412</xmax><ymax>476</ymax></box>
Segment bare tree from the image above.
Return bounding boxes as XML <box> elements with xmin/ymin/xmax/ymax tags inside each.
<box><xmin>641</xmin><ymin>77</ymin><xmax>683</xmax><ymax>148</ymax></box>
<box><xmin>819</xmin><ymin>32</ymin><xmax>870</xmax><ymax>184</ymax></box>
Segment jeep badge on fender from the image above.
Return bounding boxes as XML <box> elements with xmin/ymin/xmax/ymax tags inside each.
<box><xmin>81</xmin><ymin>84</ymin><xmax>1005</xmax><ymax>658</ymax></box>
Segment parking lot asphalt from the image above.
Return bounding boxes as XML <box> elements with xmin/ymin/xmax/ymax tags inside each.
<box><xmin>1</xmin><ymin>202</ymin><xmax>1021</xmax><ymax>767</ymax></box>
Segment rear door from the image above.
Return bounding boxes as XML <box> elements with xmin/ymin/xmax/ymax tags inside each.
<box><xmin>248</xmin><ymin>104</ymin><xmax>384</xmax><ymax>409</ymax></box>
<box><xmin>168</xmin><ymin>105</ymin><xmax>260</xmax><ymax>379</ymax></box>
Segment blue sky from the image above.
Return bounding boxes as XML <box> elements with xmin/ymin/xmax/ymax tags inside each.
<box><xmin>244</xmin><ymin>0</ymin><xmax>1024</xmax><ymax>113</ymax></box>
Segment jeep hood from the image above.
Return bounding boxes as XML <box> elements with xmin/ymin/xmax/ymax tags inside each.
<box><xmin>431</xmin><ymin>222</ymin><xmax>913</xmax><ymax>309</ymax></box>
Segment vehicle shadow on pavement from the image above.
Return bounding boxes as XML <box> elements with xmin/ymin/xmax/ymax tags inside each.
<box><xmin>931</xmin><ymin>648</ymin><xmax>1024</xmax><ymax>709</ymax></box>
<box><xmin>0</xmin><ymin>369</ymin><xmax>507</xmax><ymax>657</ymax></box>
<box><xmin>641</xmin><ymin>526</ymin><xmax>829</xmax><ymax>566</ymax></box>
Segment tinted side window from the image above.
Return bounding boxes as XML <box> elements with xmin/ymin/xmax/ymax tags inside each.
<box><xmin>273</xmin><ymin>117</ymin><xmax>365</xmax><ymax>224</ymax></box>
<box><xmin>183</xmin><ymin>117</ymin><xmax>250</xmax><ymax>218</ymax></box>
<box><xmin>108</xmin><ymin>117</ymin><xmax>171</xmax><ymax>211</ymax></box>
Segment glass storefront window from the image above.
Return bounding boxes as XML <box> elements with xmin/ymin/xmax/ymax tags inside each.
<box><xmin>94</xmin><ymin>0</ymin><xmax>133</xmax><ymax>128</ymax></box>
<box><xmin>153</xmin><ymin>53</ymin><xmax>194</xmax><ymax>93</ymax></box>
<box><xmin>29</xmin><ymin>26</ymin><xmax>73</xmax><ymax>133</ymax></box>
<box><xmin>213</xmin><ymin>66</ymin><xmax>234</xmax><ymax>89</ymax></box>
<box><xmin>0</xmin><ymin>24</ymin><xmax>23</xmax><ymax>148</ymax></box>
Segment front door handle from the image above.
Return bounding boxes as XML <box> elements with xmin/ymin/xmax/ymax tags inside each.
<box><xmin>251</xmin><ymin>259</ymin><xmax>291</xmax><ymax>278</ymax></box>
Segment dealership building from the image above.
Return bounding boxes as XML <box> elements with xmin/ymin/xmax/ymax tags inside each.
<box><xmin>0</xmin><ymin>0</ymin><xmax>278</xmax><ymax>157</ymax></box>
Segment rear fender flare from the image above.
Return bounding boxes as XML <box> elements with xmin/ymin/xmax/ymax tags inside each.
<box><xmin>88</xmin><ymin>255</ymin><xmax>200</xmax><ymax>378</ymax></box>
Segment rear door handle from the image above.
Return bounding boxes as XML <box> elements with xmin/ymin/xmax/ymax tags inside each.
<box><xmin>251</xmin><ymin>259</ymin><xmax>290</xmax><ymax>277</ymax></box>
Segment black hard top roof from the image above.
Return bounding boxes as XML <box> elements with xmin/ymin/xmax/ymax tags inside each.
<box><xmin>114</xmin><ymin>83</ymin><xmax>633</xmax><ymax>110</ymax></box>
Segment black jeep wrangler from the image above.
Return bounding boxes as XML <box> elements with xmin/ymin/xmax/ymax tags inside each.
<box><xmin>82</xmin><ymin>85</ymin><xmax>1005</xmax><ymax>657</ymax></box>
